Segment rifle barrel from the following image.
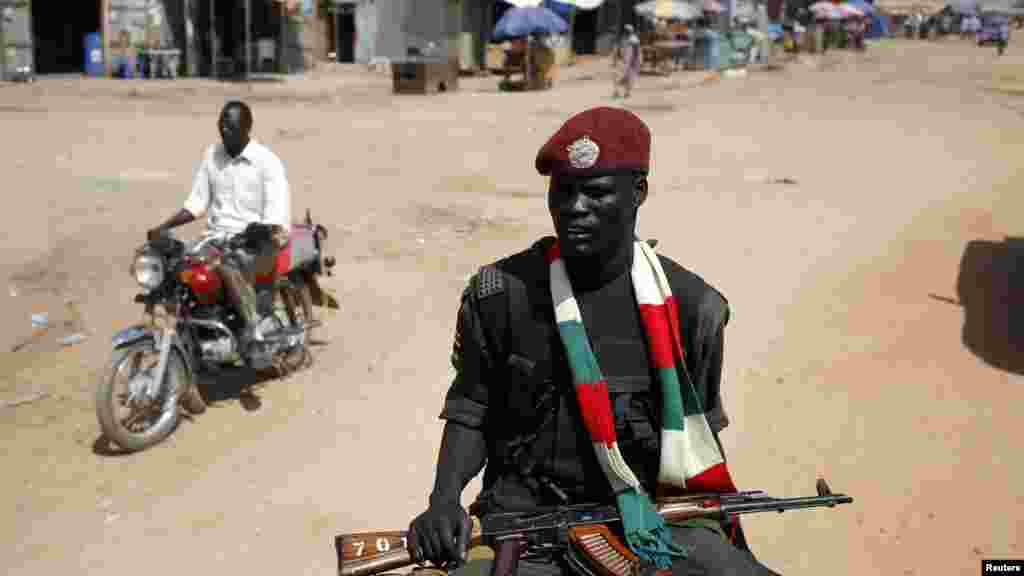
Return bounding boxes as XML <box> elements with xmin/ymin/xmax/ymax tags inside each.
<box><xmin>722</xmin><ymin>495</ymin><xmax>854</xmax><ymax>516</ymax></box>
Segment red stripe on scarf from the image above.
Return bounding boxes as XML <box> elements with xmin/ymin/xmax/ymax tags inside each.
<box><xmin>665</xmin><ymin>296</ymin><xmax>686</xmax><ymax>362</ymax></box>
<box><xmin>574</xmin><ymin>380</ymin><xmax>616</xmax><ymax>445</ymax></box>
<box><xmin>638</xmin><ymin>304</ymin><xmax>675</xmax><ymax>369</ymax></box>
<box><xmin>684</xmin><ymin>462</ymin><xmax>737</xmax><ymax>493</ymax></box>
<box><xmin>545</xmin><ymin>242</ymin><xmax>562</xmax><ymax>264</ymax></box>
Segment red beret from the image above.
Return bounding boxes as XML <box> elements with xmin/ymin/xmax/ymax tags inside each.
<box><xmin>535</xmin><ymin>107</ymin><xmax>651</xmax><ymax>177</ymax></box>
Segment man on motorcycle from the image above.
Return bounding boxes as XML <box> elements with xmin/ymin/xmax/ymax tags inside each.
<box><xmin>148</xmin><ymin>100</ymin><xmax>291</xmax><ymax>369</ymax></box>
<box><xmin>406</xmin><ymin>108</ymin><xmax>779</xmax><ymax>576</ymax></box>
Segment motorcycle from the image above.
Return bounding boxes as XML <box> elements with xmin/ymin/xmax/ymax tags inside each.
<box><xmin>96</xmin><ymin>210</ymin><xmax>338</xmax><ymax>452</ymax></box>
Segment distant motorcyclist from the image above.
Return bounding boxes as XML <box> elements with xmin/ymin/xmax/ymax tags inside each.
<box><xmin>148</xmin><ymin>100</ymin><xmax>291</xmax><ymax>369</ymax></box>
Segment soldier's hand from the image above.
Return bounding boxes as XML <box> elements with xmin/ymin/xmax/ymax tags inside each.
<box><xmin>147</xmin><ymin>228</ymin><xmax>163</xmax><ymax>243</ymax></box>
<box><xmin>407</xmin><ymin>501</ymin><xmax>471</xmax><ymax>569</ymax></box>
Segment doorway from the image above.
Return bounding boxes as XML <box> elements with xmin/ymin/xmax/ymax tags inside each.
<box><xmin>31</xmin><ymin>0</ymin><xmax>102</xmax><ymax>74</ymax></box>
<box><xmin>336</xmin><ymin>4</ymin><xmax>355</xmax><ymax>62</ymax></box>
<box><xmin>213</xmin><ymin>0</ymin><xmax>242</xmax><ymax>75</ymax></box>
<box><xmin>326</xmin><ymin>6</ymin><xmax>337</xmax><ymax>57</ymax></box>
<box><xmin>572</xmin><ymin>8</ymin><xmax>598</xmax><ymax>54</ymax></box>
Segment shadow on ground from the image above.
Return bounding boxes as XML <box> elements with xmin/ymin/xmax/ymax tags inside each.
<box><xmin>91</xmin><ymin>366</ymin><xmax>278</xmax><ymax>456</ymax></box>
<box><xmin>934</xmin><ymin>237</ymin><xmax>1024</xmax><ymax>375</ymax></box>
<box><xmin>194</xmin><ymin>366</ymin><xmax>279</xmax><ymax>407</ymax></box>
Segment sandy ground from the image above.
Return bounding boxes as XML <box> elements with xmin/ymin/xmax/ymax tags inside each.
<box><xmin>1</xmin><ymin>39</ymin><xmax>1023</xmax><ymax>575</ymax></box>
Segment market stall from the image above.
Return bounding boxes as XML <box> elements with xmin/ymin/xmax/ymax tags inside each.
<box><xmin>634</xmin><ymin>0</ymin><xmax>699</xmax><ymax>74</ymax></box>
<box><xmin>492</xmin><ymin>4</ymin><xmax>567</xmax><ymax>90</ymax></box>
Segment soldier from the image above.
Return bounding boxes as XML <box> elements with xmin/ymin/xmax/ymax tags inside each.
<box><xmin>406</xmin><ymin>107</ymin><xmax>780</xmax><ymax>576</ymax></box>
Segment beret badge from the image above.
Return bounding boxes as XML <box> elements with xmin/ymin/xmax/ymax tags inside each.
<box><xmin>566</xmin><ymin>135</ymin><xmax>600</xmax><ymax>170</ymax></box>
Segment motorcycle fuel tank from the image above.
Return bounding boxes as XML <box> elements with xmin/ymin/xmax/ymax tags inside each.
<box><xmin>181</xmin><ymin>262</ymin><xmax>224</xmax><ymax>305</ymax></box>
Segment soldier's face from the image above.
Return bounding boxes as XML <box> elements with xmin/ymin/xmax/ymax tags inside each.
<box><xmin>548</xmin><ymin>172</ymin><xmax>638</xmax><ymax>260</ymax></box>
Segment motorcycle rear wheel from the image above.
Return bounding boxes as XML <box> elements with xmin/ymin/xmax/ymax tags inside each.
<box><xmin>276</xmin><ymin>279</ymin><xmax>315</xmax><ymax>373</ymax></box>
<box><xmin>96</xmin><ymin>341</ymin><xmax>186</xmax><ymax>452</ymax></box>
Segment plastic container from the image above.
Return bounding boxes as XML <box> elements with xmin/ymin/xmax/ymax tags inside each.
<box><xmin>703</xmin><ymin>30</ymin><xmax>721</xmax><ymax>71</ymax></box>
<box><xmin>84</xmin><ymin>32</ymin><xmax>104</xmax><ymax>77</ymax></box>
<box><xmin>112</xmin><ymin>54</ymin><xmax>136</xmax><ymax>78</ymax></box>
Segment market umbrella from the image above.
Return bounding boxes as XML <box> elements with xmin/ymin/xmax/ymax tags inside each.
<box><xmin>838</xmin><ymin>3</ymin><xmax>866</xmax><ymax>16</ymax></box>
<box><xmin>952</xmin><ymin>0</ymin><xmax>979</xmax><ymax>13</ymax></box>
<box><xmin>635</xmin><ymin>0</ymin><xmax>703</xmax><ymax>20</ymax></box>
<box><xmin>733</xmin><ymin>1</ymin><xmax>757</xmax><ymax>19</ymax></box>
<box><xmin>500</xmin><ymin>0</ymin><xmax>605</xmax><ymax>8</ymax></box>
<box><xmin>493</xmin><ymin>5</ymin><xmax>570</xmax><ymax>40</ymax></box>
<box><xmin>562</xmin><ymin>0</ymin><xmax>606</xmax><ymax>8</ymax></box>
<box><xmin>542</xmin><ymin>0</ymin><xmax>576</xmax><ymax>16</ymax></box>
<box><xmin>846</xmin><ymin>0</ymin><xmax>875</xmax><ymax>13</ymax></box>
<box><xmin>811</xmin><ymin>1</ymin><xmax>843</xmax><ymax>18</ymax></box>
<box><xmin>704</xmin><ymin>0</ymin><xmax>726</xmax><ymax>13</ymax></box>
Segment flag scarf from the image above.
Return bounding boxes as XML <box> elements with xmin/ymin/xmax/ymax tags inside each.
<box><xmin>546</xmin><ymin>239</ymin><xmax>737</xmax><ymax>568</ymax></box>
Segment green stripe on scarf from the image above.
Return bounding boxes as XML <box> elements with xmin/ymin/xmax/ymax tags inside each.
<box><xmin>616</xmin><ymin>490</ymin><xmax>686</xmax><ymax>568</ymax></box>
<box><xmin>556</xmin><ymin>321</ymin><xmax>604</xmax><ymax>386</ymax></box>
<box><xmin>657</xmin><ymin>366</ymin><xmax>686</xmax><ymax>430</ymax></box>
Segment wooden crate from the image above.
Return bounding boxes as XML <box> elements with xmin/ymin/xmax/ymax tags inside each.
<box><xmin>391</xmin><ymin>61</ymin><xmax>460</xmax><ymax>94</ymax></box>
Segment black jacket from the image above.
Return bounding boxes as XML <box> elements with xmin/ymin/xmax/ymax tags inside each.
<box><xmin>441</xmin><ymin>237</ymin><xmax>732</xmax><ymax>513</ymax></box>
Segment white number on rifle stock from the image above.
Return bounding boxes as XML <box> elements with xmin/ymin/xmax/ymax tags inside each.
<box><xmin>349</xmin><ymin>536</ymin><xmax>408</xmax><ymax>558</ymax></box>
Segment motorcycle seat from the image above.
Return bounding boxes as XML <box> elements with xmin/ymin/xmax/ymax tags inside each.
<box><xmin>255</xmin><ymin>224</ymin><xmax>319</xmax><ymax>285</ymax></box>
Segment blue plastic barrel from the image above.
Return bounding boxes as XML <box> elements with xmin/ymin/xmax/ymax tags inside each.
<box><xmin>112</xmin><ymin>54</ymin><xmax>136</xmax><ymax>78</ymax></box>
<box><xmin>703</xmin><ymin>30</ymin><xmax>721</xmax><ymax>70</ymax></box>
<box><xmin>84</xmin><ymin>32</ymin><xmax>104</xmax><ymax>76</ymax></box>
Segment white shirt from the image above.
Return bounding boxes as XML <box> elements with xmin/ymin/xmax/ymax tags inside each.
<box><xmin>184</xmin><ymin>140</ymin><xmax>291</xmax><ymax>238</ymax></box>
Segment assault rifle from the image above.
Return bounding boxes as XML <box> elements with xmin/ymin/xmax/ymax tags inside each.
<box><xmin>335</xmin><ymin>479</ymin><xmax>853</xmax><ymax>576</ymax></box>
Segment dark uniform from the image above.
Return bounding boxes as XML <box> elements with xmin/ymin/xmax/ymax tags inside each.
<box><xmin>411</xmin><ymin>106</ymin><xmax>780</xmax><ymax>576</ymax></box>
<box><xmin>442</xmin><ymin>236</ymin><xmax>776</xmax><ymax>576</ymax></box>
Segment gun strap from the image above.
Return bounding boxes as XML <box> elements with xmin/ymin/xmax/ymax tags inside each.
<box><xmin>490</xmin><ymin>538</ymin><xmax>524</xmax><ymax>576</ymax></box>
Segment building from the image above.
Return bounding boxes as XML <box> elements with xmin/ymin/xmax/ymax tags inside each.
<box><xmin>0</xmin><ymin>0</ymin><xmax>33</xmax><ymax>80</ymax></box>
<box><xmin>316</xmin><ymin>0</ymin><xmax>638</xmax><ymax>70</ymax></box>
<box><xmin>328</xmin><ymin>0</ymin><xmax>379</xmax><ymax>63</ymax></box>
<box><xmin>0</xmin><ymin>0</ymin><xmax>322</xmax><ymax>80</ymax></box>
<box><xmin>325</xmin><ymin>0</ymin><xmax>463</xmax><ymax>66</ymax></box>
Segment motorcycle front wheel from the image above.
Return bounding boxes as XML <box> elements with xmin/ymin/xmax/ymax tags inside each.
<box><xmin>95</xmin><ymin>341</ymin><xmax>187</xmax><ymax>452</ymax></box>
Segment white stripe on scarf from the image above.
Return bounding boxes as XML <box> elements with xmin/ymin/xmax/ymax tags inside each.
<box><xmin>658</xmin><ymin>419</ymin><xmax>726</xmax><ymax>488</ymax></box>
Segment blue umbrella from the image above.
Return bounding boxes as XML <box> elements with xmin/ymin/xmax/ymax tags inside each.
<box><xmin>543</xmin><ymin>0</ymin><xmax>576</xmax><ymax>16</ymax></box>
<box><xmin>498</xmin><ymin>0</ymin><xmax>576</xmax><ymax>15</ymax></box>
<box><xmin>493</xmin><ymin>6</ymin><xmax>569</xmax><ymax>41</ymax></box>
<box><xmin>847</xmin><ymin>0</ymin><xmax>874</xmax><ymax>14</ymax></box>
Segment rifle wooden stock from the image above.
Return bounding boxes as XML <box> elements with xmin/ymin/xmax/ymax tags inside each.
<box><xmin>337</xmin><ymin>519</ymin><xmax>483</xmax><ymax>576</ymax></box>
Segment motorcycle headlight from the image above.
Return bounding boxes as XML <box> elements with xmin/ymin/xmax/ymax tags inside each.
<box><xmin>130</xmin><ymin>252</ymin><xmax>165</xmax><ymax>292</ymax></box>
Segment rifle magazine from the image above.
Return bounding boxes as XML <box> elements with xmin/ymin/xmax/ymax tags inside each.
<box><xmin>567</xmin><ymin>525</ymin><xmax>643</xmax><ymax>576</ymax></box>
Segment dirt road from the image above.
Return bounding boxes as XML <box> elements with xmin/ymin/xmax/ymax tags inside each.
<box><xmin>2</xmin><ymin>40</ymin><xmax>1022</xmax><ymax>575</ymax></box>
